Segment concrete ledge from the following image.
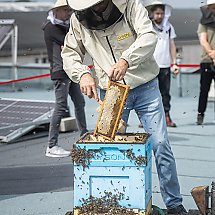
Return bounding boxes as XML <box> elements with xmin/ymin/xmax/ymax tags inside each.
<box><xmin>60</xmin><ymin>117</ymin><xmax>78</xmax><ymax>133</ymax></box>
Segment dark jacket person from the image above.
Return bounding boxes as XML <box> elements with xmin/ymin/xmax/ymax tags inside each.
<box><xmin>43</xmin><ymin>0</ymin><xmax>87</xmax><ymax>158</ymax></box>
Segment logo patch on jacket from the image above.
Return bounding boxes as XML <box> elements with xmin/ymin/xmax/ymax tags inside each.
<box><xmin>117</xmin><ymin>32</ymin><xmax>131</xmax><ymax>41</ymax></box>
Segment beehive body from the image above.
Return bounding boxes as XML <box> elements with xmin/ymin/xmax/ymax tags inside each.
<box><xmin>73</xmin><ymin>133</ymin><xmax>152</xmax><ymax>211</ymax></box>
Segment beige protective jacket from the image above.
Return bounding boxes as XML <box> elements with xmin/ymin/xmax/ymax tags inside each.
<box><xmin>62</xmin><ymin>0</ymin><xmax>159</xmax><ymax>89</ymax></box>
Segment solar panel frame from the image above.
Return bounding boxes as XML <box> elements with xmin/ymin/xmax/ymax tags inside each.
<box><xmin>0</xmin><ymin>98</ymin><xmax>55</xmax><ymax>143</ymax></box>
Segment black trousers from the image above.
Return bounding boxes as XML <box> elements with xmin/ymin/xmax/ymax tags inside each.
<box><xmin>158</xmin><ymin>67</ymin><xmax>171</xmax><ymax>113</ymax></box>
<box><xmin>198</xmin><ymin>63</ymin><xmax>215</xmax><ymax>114</ymax></box>
<box><xmin>48</xmin><ymin>79</ymin><xmax>87</xmax><ymax>147</ymax></box>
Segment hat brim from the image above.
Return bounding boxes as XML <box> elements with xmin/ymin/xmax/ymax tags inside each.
<box><xmin>67</xmin><ymin>0</ymin><xmax>103</xmax><ymax>10</ymax></box>
<box><xmin>206</xmin><ymin>0</ymin><xmax>215</xmax><ymax>5</ymax></box>
<box><xmin>49</xmin><ymin>0</ymin><xmax>68</xmax><ymax>11</ymax></box>
<box><xmin>145</xmin><ymin>3</ymin><xmax>173</xmax><ymax>12</ymax></box>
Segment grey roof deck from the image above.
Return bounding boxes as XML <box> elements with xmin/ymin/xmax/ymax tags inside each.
<box><xmin>0</xmin><ymin>85</ymin><xmax>215</xmax><ymax>215</ymax></box>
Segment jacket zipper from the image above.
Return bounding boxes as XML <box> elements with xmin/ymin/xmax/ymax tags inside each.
<box><xmin>105</xmin><ymin>36</ymin><xmax>117</xmax><ymax>63</ymax></box>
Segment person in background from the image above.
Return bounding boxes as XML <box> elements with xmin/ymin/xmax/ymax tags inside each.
<box><xmin>62</xmin><ymin>0</ymin><xmax>187</xmax><ymax>213</ymax></box>
<box><xmin>42</xmin><ymin>0</ymin><xmax>88</xmax><ymax>158</ymax></box>
<box><xmin>197</xmin><ymin>0</ymin><xmax>215</xmax><ymax>125</ymax></box>
<box><xmin>139</xmin><ymin>1</ymin><xmax>179</xmax><ymax>128</ymax></box>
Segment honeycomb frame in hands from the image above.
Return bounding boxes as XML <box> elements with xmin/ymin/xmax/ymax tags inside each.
<box><xmin>94</xmin><ymin>80</ymin><xmax>130</xmax><ymax>140</ymax></box>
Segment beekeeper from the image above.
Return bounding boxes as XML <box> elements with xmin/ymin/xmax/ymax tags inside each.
<box><xmin>62</xmin><ymin>0</ymin><xmax>187</xmax><ymax>213</ymax></box>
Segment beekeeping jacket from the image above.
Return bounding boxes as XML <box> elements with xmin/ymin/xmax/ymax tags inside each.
<box><xmin>62</xmin><ymin>0</ymin><xmax>159</xmax><ymax>89</ymax></box>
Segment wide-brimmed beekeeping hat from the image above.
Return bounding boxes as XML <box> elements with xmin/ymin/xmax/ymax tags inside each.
<box><xmin>143</xmin><ymin>0</ymin><xmax>172</xmax><ymax>11</ymax></box>
<box><xmin>66</xmin><ymin>0</ymin><xmax>103</xmax><ymax>11</ymax></box>
<box><xmin>207</xmin><ymin>0</ymin><xmax>215</xmax><ymax>5</ymax></box>
<box><xmin>49</xmin><ymin>0</ymin><xmax>68</xmax><ymax>11</ymax></box>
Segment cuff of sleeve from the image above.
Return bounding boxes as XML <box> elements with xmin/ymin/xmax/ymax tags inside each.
<box><xmin>120</xmin><ymin>55</ymin><xmax>132</xmax><ymax>67</ymax></box>
<box><xmin>78</xmin><ymin>69</ymin><xmax>91</xmax><ymax>82</ymax></box>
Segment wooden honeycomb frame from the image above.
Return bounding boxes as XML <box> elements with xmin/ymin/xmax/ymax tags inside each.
<box><xmin>93</xmin><ymin>81</ymin><xmax>130</xmax><ymax>140</ymax></box>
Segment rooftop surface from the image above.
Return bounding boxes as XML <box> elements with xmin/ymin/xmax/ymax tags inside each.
<box><xmin>0</xmin><ymin>83</ymin><xmax>215</xmax><ymax>215</ymax></box>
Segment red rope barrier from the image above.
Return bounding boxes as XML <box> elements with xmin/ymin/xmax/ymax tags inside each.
<box><xmin>174</xmin><ymin>64</ymin><xmax>200</xmax><ymax>68</ymax></box>
<box><xmin>0</xmin><ymin>64</ymin><xmax>200</xmax><ymax>85</ymax></box>
<box><xmin>0</xmin><ymin>74</ymin><xmax>51</xmax><ymax>84</ymax></box>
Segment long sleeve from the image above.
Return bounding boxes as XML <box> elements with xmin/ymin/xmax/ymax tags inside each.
<box><xmin>61</xmin><ymin>14</ymin><xmax>91</xmax><ymax>83</ymax></box>
<box><xmin>120</xmin><ymin>0</ymin><xmax>157</xmax><ymax>68</ymax></box>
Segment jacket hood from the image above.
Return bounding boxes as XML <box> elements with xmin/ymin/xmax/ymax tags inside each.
<box><xmin>143</xmin><ymin>0</ymin><xmax>172</xmax><ymax>28</ymax></box>
<box><xmin>112</xmin><ymin>0</ymin><xmax>127</xmax><ymax>14</ymax></box>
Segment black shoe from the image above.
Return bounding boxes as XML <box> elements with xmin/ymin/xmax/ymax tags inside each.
<box><xmin>197</xmin><ymin>113</ymin><xmax>204</xmax><ymax>125</ymax></box>
<box><xmin>80</xmin><ymin>129</ymin><xmax>88</xmax><ymax>137</ymax></box>
<box><xmin>167</xmin><ymin>205</ymin><xmax>187</xmax><ymax>214</ymax></box>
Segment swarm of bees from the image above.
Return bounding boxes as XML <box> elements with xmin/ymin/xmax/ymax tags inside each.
<box><xmin>120</xmin><ymin>149</ymin><xmax>147</xmax><ymax>167</ymax></box>
<box><xmin>71</xmin><ymin>145</ymin><xmax>102</xmax><ymax>169</ymax></box>
<box><xmin>74</xmin><ymin>192</ymin><xmax>136</xmax><ymax>215</ymax></box>
<box><xmin>71</xmin><ymin>146</ymin><xmax>146</xmax><ymax>168</ymax></box>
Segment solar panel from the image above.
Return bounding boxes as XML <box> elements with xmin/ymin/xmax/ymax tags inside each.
<box><xmin>0</xmin><ymin>25</ymin><xmax>13</xmax><ymax>44</ymax></box>
<box><xmin>0</xmin><ymin>19</ymin><xmax>15</xmax><ymax>47</ymax></box>
<box><xmin>0</xmin><ymin>98</ymin><xmax>55</xmax><ymax>143</ymax></box>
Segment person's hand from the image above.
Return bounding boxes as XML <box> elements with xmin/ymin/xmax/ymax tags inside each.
<box><xmin>209</xmin><ymin>50</ymin><xmax>215</xmax><ymax>60</ymax></box>
<box><xmin>172</xmin><ymin>64</ymin><xmax>180</xmax><ymax>75</ymax></box>
<box><xmin>108</xmin><ymin>59</ymin><xmax>129</xmax><ymax>81</ymax></box>
<box><xmin>80</xmin><ymin>73</ymin><xmax>99</xmax><ymax>101</ymax></box>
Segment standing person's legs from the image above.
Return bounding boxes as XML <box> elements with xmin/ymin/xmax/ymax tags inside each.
<box><xmin>48</xmin><ymin>79</ymin><xmax>70</xmax><ymax>147</ymax></box>
<box><xmin>158</xmin><ymin>68</ymin><xmax>176</xmax><ymax>127</ymax></box>
<box><xmin>69</xmin><ymin>81</ymin><xmax>87</xmax><ymax>136</ymax></box>
<box><xmin>158</xmin><ymin>68</ymin><xmax>171</xmax><ymax>113</ymax></box>
<box><xmin>122</xmin><ymin>79</ymin><xmax>184</xmax><ymax>211</ymax></box>
<box><xmin>198</xmin><ymin>64</ymin><xmax>213</xmax><ymax>115</ymax></box>
<box><xmin>46</xmin><ymin>79</ymin><xmax>71</xmax><ymax>157</ymax></box>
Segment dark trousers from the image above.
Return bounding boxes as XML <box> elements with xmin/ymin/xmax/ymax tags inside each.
<box><xmin>198</xmin><ymin>63</ymin><xmax>215</xmax><ymax>114</ymax></box>
<box><xmin>48</xmin><ymin>79</ymin><xmax>87</xmax><ymax>147</ymax></box>
<box><xmin>158</xmin><ymin>67</ymin><xmax>171</xmax><ymax>113</ymax></box>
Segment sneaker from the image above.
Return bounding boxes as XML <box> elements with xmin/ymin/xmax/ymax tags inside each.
<box><xmin>167</xmin><ymin>205</ymin><xmax>187</xmax><ymax>214</ymax></box>
<box><xmin>166</xmin><ymin>113</ymin><xmax>177</xmax><ymax>127</ymax></box>
<box><xmin>45</xmin><ymin>145</ymin><xmax>71</xmax><ymax>158</ymax></box>
<box><xmin>197</xmin><ymin>113</ymin><xmax>204</xmax><ymax>125</ymax></box>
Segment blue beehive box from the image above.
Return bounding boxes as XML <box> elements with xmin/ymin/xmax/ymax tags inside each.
<box><xmin>73</xmin><ymin>133</ymin><xmax>152</xmax><ymax>213</ymax></box>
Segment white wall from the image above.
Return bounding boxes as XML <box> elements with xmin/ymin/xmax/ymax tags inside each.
<box><xmin>178</xmin><ymin>43</ymin><xmax>202</xmax><ymax>64</ymax></box>
<box><xmin>162</xmin><ymin>0</ymin><xmax>206</xmax><ymax>8</ymax></box>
